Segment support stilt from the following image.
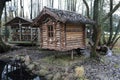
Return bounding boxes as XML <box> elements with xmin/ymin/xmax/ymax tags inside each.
<box><xmin>71</xmin><ymin>50</ymin><xmax>74</xmax><ymax>60</ymax></box>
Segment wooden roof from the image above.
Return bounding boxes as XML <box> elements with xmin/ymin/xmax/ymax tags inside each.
<box><xmin>33</xmin><ymin>7</ymin><xmax>95</xmax><ymax>25</ymax></box>
<box><xmin>4</xmin><ymin>17</ymin><xmax>32</xmax><ymax>27</ymax></box>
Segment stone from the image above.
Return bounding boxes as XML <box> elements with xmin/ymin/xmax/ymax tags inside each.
<box><xmin>39</xmin><ymin>69</ymin><xmax>49</xmax><ymax>76</ymax></box>
<box><xmin>45</xmin><ymin>74</ymin><xmax>53</xmax><ymax>80</ymax></box>
<box><xmin>24</xmin><ymin>55</ymin><xmax>31</xmax><ymax>65</ymax></box>
<box><xmin>27</xmin><ymin>63</ymin><xmax>35</xmax><ymax>70</ymax></box>
<box><xmin>106</xmin><ymin>47</ymin><xmax>112</xmax><ymax>56</ymax></box>
<box><xmin>40</xmin><ymin>64</ymin><xmax>48</xmax><ymax>70</ymax></box>
<box><xmin>53</xmin><ymin>72</ymin><xmax>61</xmax><ymax>80</ymax></box>
<box><xmin>64</xmin><ymin>73</ymin><xmax>75</xmax><ymax>80</ymax></box>
<box><xmin>33</xmin><ymin>61</ymin><xmax>39</xmax><ymax>65</ymax></box>
<box><xmin>96</xmin><ymin>74</ymin><xmax>109</xmax><ymax>80</ymax></box>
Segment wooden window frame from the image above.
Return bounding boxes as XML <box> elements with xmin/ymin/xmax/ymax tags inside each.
<box><xmin>48</xmin><ymin>25</ymin><xmax>54</xmax><ymax>38</ymax></box>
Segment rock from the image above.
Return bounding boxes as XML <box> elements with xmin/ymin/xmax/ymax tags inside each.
<box><xmin>75</xmin><ymin>66</ymin><xmax>85</xmax><ymax>78</ymax></box>
<box><xmin>15</xmin><ymin>55</ymin><xmax>21</xmax><ymax>60</ymax></box>
<box><xmin>40</xmin><ymin>64</ymin><xmax>48</xmax><ymax>70</ymax></box>
<box><xmin>33</xmin><ymin>61</ymin><xmax>39</xmax><ymax>65</ymax></box>
<box><xmin>27</xmin><ymin>63</ymin><xmax>35</xmax><ymax>70</ymax></box>
<box><xmin>53</xmin><ymin>72</ymin><xmax>61</xmax><ymax>80</ymax></box>
<box><xmin>25</xmin><ymin>55</ymin><xmax>31</xmax><ymax>65</ymax></box>
<box><xmin>39</xmin><ymin>69</ymin><xmax>49</xmax><ymax>76</ymax></box>
<box><xmin>14</xmin><ymin>55</ymin><xmax>25</xmax><ymax>62</ymax></box>
<box><xmin>64</xmin><ymin>73</ymin><xmax>75</xmax><ymax>80</ymax></box>
<box><xmin>96</xmin><ymin>73</ymin><xmax>109</xmax><ymax>80</ymax></box>
<box><xmin>106</xmin><ymin>47</ymin><xmax>112</xmax><ymax>56</ymax></box>
<box><xmin>45</xmin><ymin>74</ymin><xmax>53</xmax><ymax>80</ymax></box>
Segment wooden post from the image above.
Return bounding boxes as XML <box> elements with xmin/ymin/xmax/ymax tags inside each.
<box><xmin>39</xmin><ymin>27</ymin><xmax>42</xmax><ymax>46</ymax></box>
<box><xmin>64</xmin><ymin>24</ymin><xmax>66</xmax><ymax>50</ymax></box>
<box><xmin>19</xmin><ymin>20</ymin><xmax>22</xmax><ymax>41</ymax></box>
<box><xmin>20</xmin><ymin>24</ymin><xmax>22</xmax><ymax>41</ymax></box>
<box><xmin>59</xmin><ymin>22</ymin><xmax>62</xmax><ymax>50</ymax></box>
<box><xmin>10</xmin><ymin>26</ymin><xmax>12</xmax><ymax>41</ymax></box>
<box><xmin>71</xmin><ymin>50</ymin><xmax>74</xmax><ymax>60</ymax></box>
<box><xmin>31</xmin><ymin>27</ymin><xmax>32</xmax><ymax>41</ymax></box>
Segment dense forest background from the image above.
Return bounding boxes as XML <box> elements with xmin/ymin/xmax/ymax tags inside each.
<box><xmin>2</xmin><ymin>0</ymin><xmax>120</xmax><ymax>25</ymax></box>
<box><xmin>1</xmin><ymin>0</ymin><xmax>120</xmax><ymax>37</ymax></box>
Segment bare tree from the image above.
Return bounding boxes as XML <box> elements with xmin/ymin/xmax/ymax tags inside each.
<box><xmin>30</xmin><ymin>0</ymin><xmax>33</xmax><ymax>19</ymax></box>
<box><xmin>47</xmin><ymin>0</ymin><xmax>54</xmax><ymax>8</ymax></box>
<box><xmin>20</xmin><ymin>0</ymin><xmax>24</xmax><ymax>17</ymax></box>
<box><xmin>58</xmin><ymin>0</ymin><xmax>62</xmax><ymax>9</ymax></box>
<box><xmin>83</xmin><ymin>0</ymin><xmax>90</xmax><ymax>18</ymax></box>
<box><xmin>4</xmin><ymin>2</ymin><xmax>8</xmax><ymax>41</ymax></box>
<box><xmin>0</xmin><ymin>0</ymin><xmax>11</xmax><ymax>52</ymax></box>
<box><xmin>13</xmin><ymin>0</ymin><xmax>17</xmax><ymax>16</ymax></box>
<box><xmin>66</xmin><ymin>0</ymin><xmax>76</xmax><ymax>11</ymax></box>
<box><xmin>107</xmin><ymin>0</ymin><xmax>113</xmax><ymax>46</ymax></box>
<box><xmin>83</xmin><ymin>0</ymin><xmax>120</xmax><ymax>58</ymax></box>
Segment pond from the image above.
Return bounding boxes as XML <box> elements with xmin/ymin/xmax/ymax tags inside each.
<box><xmin>0</xmin><ymin>60</ymin><xmax>42</xmax><ymax>80</ymax></box>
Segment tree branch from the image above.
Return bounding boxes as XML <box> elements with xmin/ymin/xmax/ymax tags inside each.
<box><xmin>83</xmin><ymin>0</ymin><xmax>90</xmax><ymax>18</ymax></box>
<box><xmin>111</xmin><ymin>20</ymin><xmax>120</xmax><ymax>43</ymax></box>
<box><xmin>102</xmin><ymin>1</ymin><xmax>120</xmax><ymax>23</ymax></box>
<box><xmin>111</xmin><ymin>36</ymin><xmax>120</xmax><ymax>49</ymax></box>
<box><xmin>107</xmin><ymin>0</ymin><xmax>113</xmax><ymax>46</ymax></box>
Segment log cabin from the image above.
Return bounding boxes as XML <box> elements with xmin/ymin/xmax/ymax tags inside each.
<box><xmin>33</xmin><ymin>7</ymin><xmax>95</xmax><ymax>51</ymax></box>
<box><xmin>5</xmin><ymin>17</ymin><xmax>38</xmax><ymax>44</ymax></box>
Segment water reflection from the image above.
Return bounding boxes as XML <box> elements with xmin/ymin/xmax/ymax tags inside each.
<box><xmin>1</xmin><ymin>63</ymin><xmax>40</xmax><ymax>80</ymax></box>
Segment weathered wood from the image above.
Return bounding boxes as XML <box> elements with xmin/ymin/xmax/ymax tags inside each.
<box><xmin>5</xmin><ymin>17</ymin><xmax>38</xmax><ymax>44</ymax></box>
<box><xmin>35</xmin><ymin>7</ymin><xmax>89</xmax><ymax>51</ymax></box>
<box><xmin>39</xmin><ymin>19</ymin><xmax>86</xmax><ymax>51</ymax></box>
<box><xmin>71</xmin><ymin>50</ymin><xmax>74</xmax><ymax>60</ymax></box>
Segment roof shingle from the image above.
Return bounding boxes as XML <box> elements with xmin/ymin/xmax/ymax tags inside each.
<box><xmin>33</xmin><ymin>7</ymin><xmax>96</xmax><ymax>25</ymax></box>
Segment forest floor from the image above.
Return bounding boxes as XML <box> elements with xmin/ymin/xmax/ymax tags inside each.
<box><xmin>0</xmin><ymin>46</ymin><xmax>120</xmax><ymax>80</ymax></box>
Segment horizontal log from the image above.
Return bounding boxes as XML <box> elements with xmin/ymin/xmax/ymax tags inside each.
<box><xmin>66</xmin><ymin>33</ymin><xmax>83</xmax><ymax>35</ymax></box>
<box><xmin>66</xmin><ymin>38</ymin><xmax>82</xmax><ymax>40</ymax></box>
<box><xmin>66</xmin><ymin>46</ymin><xmax>85</xmax><ymax>48</ymax></box>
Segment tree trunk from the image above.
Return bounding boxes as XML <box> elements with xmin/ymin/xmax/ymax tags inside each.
<box><xmin>107</xmin><ymin>0</ymin><xmax>113</xmax><ymax>46</ymax></box>
<box><xmin>91</xmin><ymin>0</ymin><xmax>100</xmax><ymax>58</ymax></box>
<box><xmin>58</xmin><ymin>0</ymin><xmax>62</xmax><ymax>9</ymax></box>
<box><xmin>0</xmin><ymin>0</ymin><xmax>10</xmax><ymax>53</ymax></box>
<box><xmin>4</xmin><ymin>2</ymin><xmax>8</xmax><ymax>41</ymax></box>
<box><xmin>0</xmin><ymin>0</ymin><xmax>6</xmax><ymax>40</ymax></box>
<box><xmin>30</xmin><ymin>0</ymin><xmax>32</xmax><ymax>19</ymax></box>
<box><xmin>83</xmin><ymin>0</ymin><xmax>90</xmax><ymax>18</ymax></box>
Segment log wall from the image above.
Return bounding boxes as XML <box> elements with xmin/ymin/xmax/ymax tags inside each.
<box><xmin>65</xmin><ymin>24</ymin><xmax>85</xmax><ymax>50</ymax></box>
<box><xmin>41</xmin><ymin>20</ymin><xmax>65</xmax><ymax>50</ymax></box>
<box><xmin>41</xmin><ymin>20</ymin><xmax>86</xmax><ymax>51</ymax></box>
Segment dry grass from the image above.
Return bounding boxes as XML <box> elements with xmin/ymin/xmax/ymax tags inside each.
<box><xmin>113</xmin><ymin>38</ymin><xmax>120</xmax><ymax>53</ymax></box>
<box><xmin>40</xmin><ymin>54</ymin><xmax>86</xmax><ymax>66</ymax></box>
<box><xmin>114</xmin><ymin>38</ymin><xmax>120</xmax><ymax>48</ymax></box>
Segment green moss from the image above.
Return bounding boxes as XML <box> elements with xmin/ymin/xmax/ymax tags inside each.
<box><xmin>114</xmin><ymin>64</ymin><xmax>120</xmax><ymax>68</ymax></box>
